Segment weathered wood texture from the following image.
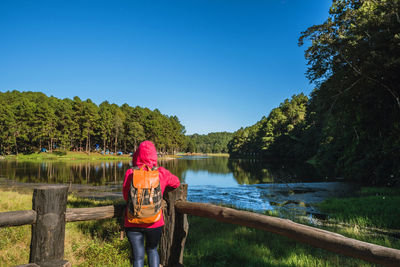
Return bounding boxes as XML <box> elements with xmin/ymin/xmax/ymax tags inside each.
<box><xmin>0</xmin><ymin>204</ymin><xmax>125</xmax><ymax>227</ymax></box>
<box><xmin>0</xmin><ymin>210</ymin><xmax>36</xmax><ymax>227</ymax></box>
<box><xmin>160</xmin><ymin>184</ymin><xmax>189</xmax><ymax>267</ymax></box>
<box><xmin>29</xmin><ymin>186</ymin><xmax>69</xmax><ymax>265</ymax></box>
<box><xmin>175</xmin><ymin>201</ymin><xmax>400</xmax><ymax>267</ymax></box>
<box><xmin>65</xmin><ymin>204</ymin><xmax>125</xmax><ymax>222</ymax></box>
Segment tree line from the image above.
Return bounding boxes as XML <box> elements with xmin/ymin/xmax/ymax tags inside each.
<box><xmin>228</xmin><ymin>0</ymin><xmax>400</xmax><ymax>185</ymax></box>
<box><xmin>186</xmin><ymin>132</ymin><xmax>233</xmax><ymax>153</ymax></box>
<box><xmin>0</xmin><ymin>90</ymin><xmax>186</xmax><ymax>154</ymax></box>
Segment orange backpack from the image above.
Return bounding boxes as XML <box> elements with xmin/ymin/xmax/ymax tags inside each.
<box><xmin>127</xmin><ymin>165</ymin><xmax>162</xmax><ymax>224</ymax></box>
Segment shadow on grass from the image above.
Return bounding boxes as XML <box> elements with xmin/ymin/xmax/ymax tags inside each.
<box><xmin>67</xmin><ymin>196</ymin><xmax>125</xmax><ymax>208</ymax></box>
<box><xmin>52</xmin><ymin>151</ymin><xmax>68</xmax><ymax>156</ymax></box>
<box><xmin>75</xmin><ymin>219</ymin><xmax>123</xmax><ymax>242</ymax></box>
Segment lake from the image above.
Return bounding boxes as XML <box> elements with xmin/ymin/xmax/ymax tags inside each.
<box><xmin>0</xmin><ymin>156</ymin><xmax>357</xmax><ymax>221</ymax></box>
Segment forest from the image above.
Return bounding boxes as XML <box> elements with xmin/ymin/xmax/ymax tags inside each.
<box><xmin>228</xmin><ymin>0</ymin><xmax>400</xmax><ymax>186</ymax></box>
<box><xmin>0</xmin><ymin>90</ymin><xmax>234</xmax><ymax>155</ymax></box>
<box><xmin>186</xmin><ymin>132</ymin><xmax>233</xmax><ymax>153</ymax></box>
<box><xmin>0</xmin><ymin>90</ymin><xmax>186</xmax><ymax>154</ymax></box>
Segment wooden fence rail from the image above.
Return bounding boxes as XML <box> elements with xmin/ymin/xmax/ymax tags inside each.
<box><xmin>0</xmin><ymin>205</ymin><xmax>125</xmax><ymax>227</ymax></box>
<box><xmin>1</xmin><ymin>184</ymin><xmax>400</xmax><ymax>267</ymax></box>
<box><xmin>175</xmin><ymin>201</ymin><xmax>400</xmax><ymax>267</ymax></box>
<box><xmin>0</xmin><ymin>185</ymin><xmax>188</xmax><ymax>267</ymax></box>
<box><xmin>0</xmin><ymin>210</ymin><xmax>36</xmax><ymax>227</ymax></box>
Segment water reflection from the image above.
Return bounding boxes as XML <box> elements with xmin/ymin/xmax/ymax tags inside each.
<box><xmin>0</xmin><ymin>156</ymin><xmax>348</xmax><ymax>220</ymax></box>
<box><xmin>164</xmin><ymin>156</ymin><xmax>231</xmax><ymax>181</ymax></box>
<box><xmin>228</xmin><ymin>159</ymin><xmax>324</xmax><ymax>184</ymax></box>
<box><xmin>0</xmin><ymin>160</ymin><xmax>131</xmax><ymax>185</ymax></box>
<box><xmin>0</xmin><ymin>156</ymin><xmax>324</xmax><ymax>186</ymax></box>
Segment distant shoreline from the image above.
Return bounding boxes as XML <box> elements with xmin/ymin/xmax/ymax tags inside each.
<box><xmin>1</xmin><ymin>151</ymin><xmax>229</xmax><ymax>162</ymax></box>
<box><xmin>2</xmin><ymin>151</ymin><xmax>132</xmax><ymax>161</ymax></box>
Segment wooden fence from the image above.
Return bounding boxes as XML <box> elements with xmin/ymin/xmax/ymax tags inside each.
<box><xmin>1</xmin><ymin>184</ymin><xmax>400</xmax><ymax>267</ymax></box>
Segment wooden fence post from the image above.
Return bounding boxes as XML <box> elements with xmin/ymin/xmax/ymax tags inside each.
<box><xmin>29</xmin><ymin>185</ymin><xmax>70</xmax><ymax>267</ymax></box>
<box><xmin>160</xmin><ymin>184</ymin><xmax>188</xmax><ymax>267</ymax></box>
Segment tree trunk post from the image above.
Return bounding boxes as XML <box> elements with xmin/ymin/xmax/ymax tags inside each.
<box><xmin>29</xmin><ymin>185</ymin><xmax>70</xmax><ymax>266</ymax></box>
<box><xmin>160</xmin><ymin>184</ymin><xmax>188</xmax><ymax>267</ymax></box>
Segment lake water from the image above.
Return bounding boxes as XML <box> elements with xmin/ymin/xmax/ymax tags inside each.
<box><xmin>0</xmin><ymin>156</ymin><xmax>357</xmax><ymax>220</ymax></box>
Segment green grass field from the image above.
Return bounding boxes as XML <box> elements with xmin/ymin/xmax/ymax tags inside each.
<box><xmin>318</xmin><ymin>187</ymin><xmax>400</xmax><ymax>229</ymax></box>
<box><xmin>0</xmin><ymin>187</ymin><xmax>399</xmax><ymax>266</ymax></box>
<box><xmin>4</xmin><ymin>151</ymin><xmax>132</xmax><ymax>161</ymax></box>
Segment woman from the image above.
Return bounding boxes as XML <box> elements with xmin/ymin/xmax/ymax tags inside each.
<box><xmin>122</xmin><ymin>141</ymin><xmax>180</xmax><ymax>267</ymax></box>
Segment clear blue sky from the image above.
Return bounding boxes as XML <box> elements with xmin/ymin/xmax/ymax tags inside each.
<box><xmin>0</xmin><ymin>0</ymin><xmax>331</xmax><ymax>135</ymax></box>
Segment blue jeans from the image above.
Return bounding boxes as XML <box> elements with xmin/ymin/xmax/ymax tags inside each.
<box><xmin>125</xmin><ymin>227</ymin><xmax>162</xmax><ymax>267</ymax></box>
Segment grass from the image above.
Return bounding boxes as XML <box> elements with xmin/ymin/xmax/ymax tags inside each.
<box><xmin>4</xmin><ymin>151</ymin><xmax>132</xmax><ymax>161</ymax></box>
<box><xmin>1</xmin><ymin>187</ymin><xmax>399</xmax><ymax>266</ymax></box>
<box><xmin>318</xmin><ymin>187</ymin><xmax>400</xmax><ymax>229</ymax></box>
<box><xmin>64</xmin><ymin>220</ymin><xmax>131</xmax><ymax>267</ymax></box>
<box><xmin>0</xmin><ymin>191</ymin><xmax>131</xmax><ymax>267</ymax></box>
<box><xmin>184</xmin><ymin>216</ymin><xmax>381</xmax><ymax>267</ymax></box>
<box><xmin>3</xmin><ymin>151</ymin><xmax>186</xmax><ymax>162</ymax></box>
<box><xmin>0</xmin><ymin>190</ymin><xmax>32</xmax><ymax>266</ymax></box>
